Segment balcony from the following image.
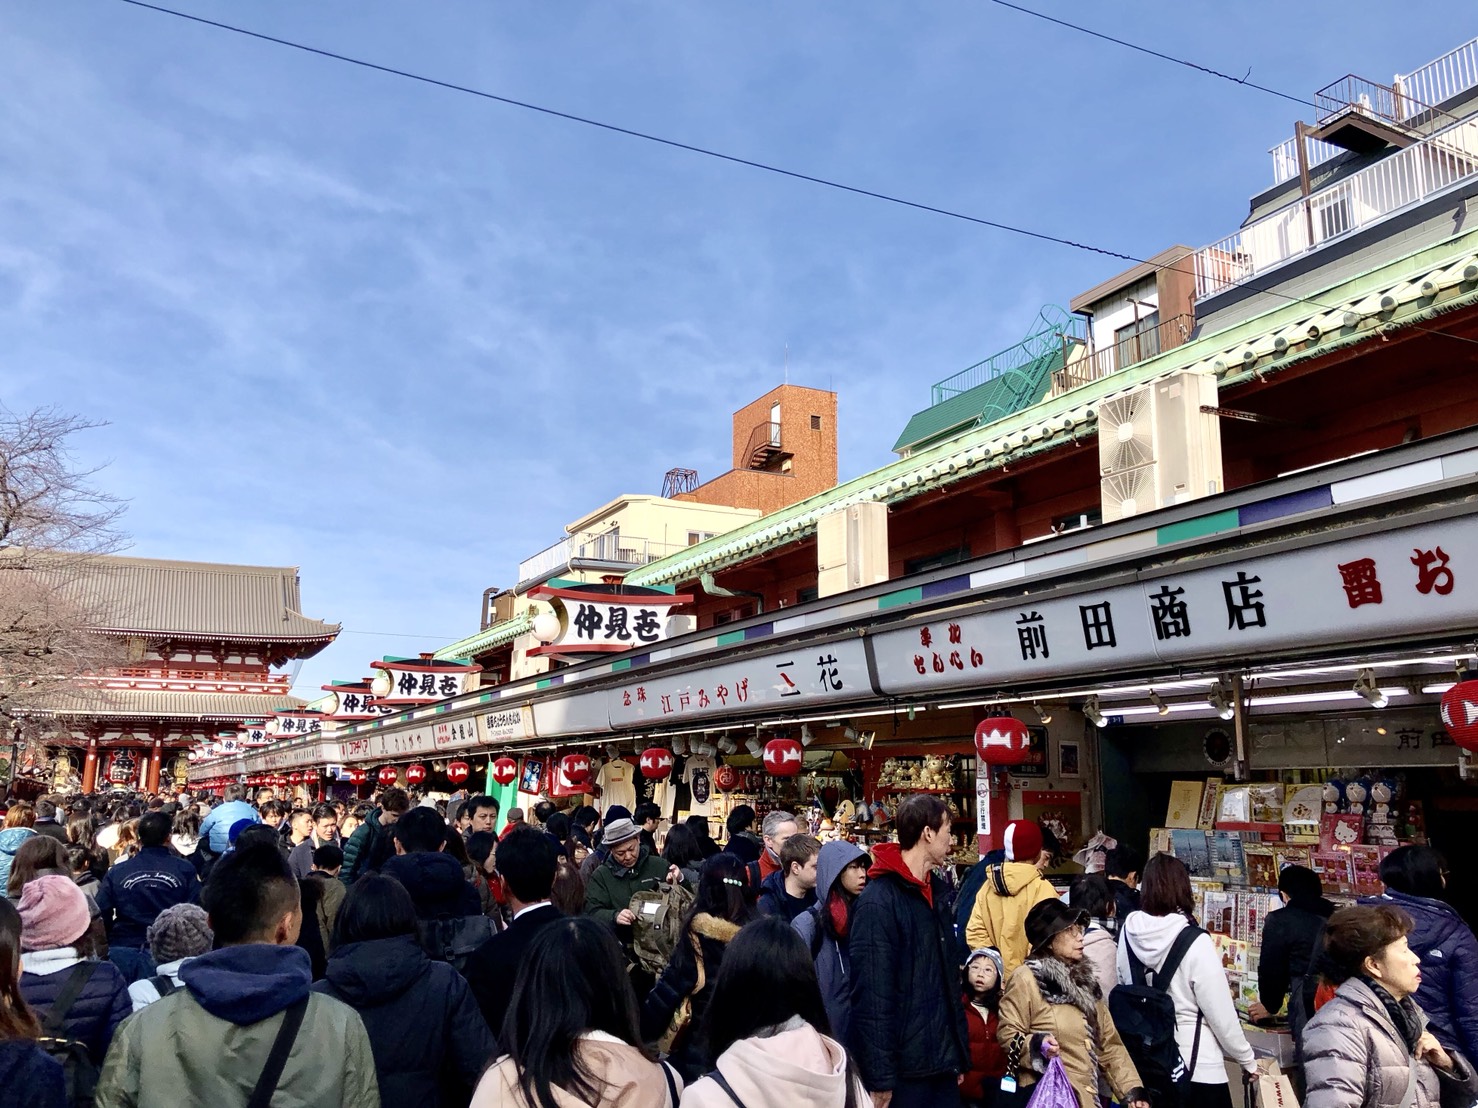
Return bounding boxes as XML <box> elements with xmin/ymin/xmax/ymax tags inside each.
<box><xmin>1196</xmin><ymin>117</ymin><xmax>1478</xmax><ymax>301</ymax></box>
<box><xmin>1269</xmin><ymin>37</ymin><xmax>1478</xmax><ymax>184</ymax></box>
<box><xmin>517</xmin><ymin>531</ymin><xmax>688</xmax><ymax>587</ymax></box>
<box><xmin>1051</xmin><ymin>314</ymin><xmax>1194</xmax><ymax>394</ymax></box>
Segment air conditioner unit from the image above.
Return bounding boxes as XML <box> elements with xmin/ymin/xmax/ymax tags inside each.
<box><xmin>817</xmin><ymin>502</ymin><xmax>889</xmax><ymax>598</ymax></box>
<box><xmin>1098</xmin><ymin>372</ymin><xmax>1223</xmax><ymax>523</ymax></box>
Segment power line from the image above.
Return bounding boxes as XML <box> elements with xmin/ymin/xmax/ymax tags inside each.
<box><xmin>982</xmin><ymin>0</ymin><xmax>1319</xmax><ymax>112</ymax></box>
<box><xmin>111</xmin><ymin>0</ymin><xmax>1478</xmax><ymax>349</ymax></box>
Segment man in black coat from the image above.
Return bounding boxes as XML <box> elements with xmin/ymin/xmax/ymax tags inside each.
<box><xmin>1250</xmin><ymin>864</ymin><xmax>1335</xmax><ymax>1043</ymax></box>
<box><xmin>463</xmin><ymin>825</ymin><xmax>561</xmax><ymax>1043</ymax></box>
<box><xmin>32</xmin><ymin>797</ymin><xmax>69</xmax><ymax>843</ymax></box>
<box><xmin>848</xmin><ymin>795</ymin><xmax>968</xmax><ymax>1108</ymax></box>
<box><xmin>1104</xmin><ymin>843</ymin><xmax>1142</xmax><ymax>934</ymax></box>
<box><xmin>95</xmin><ymin>811</ymin><xmax>200</xmax><ymax>977</ymax></box>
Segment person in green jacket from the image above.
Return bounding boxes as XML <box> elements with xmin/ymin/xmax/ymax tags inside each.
<box><xmin>95</xmin><ymin>843</ymin><xmax>380</xmax><ymax>1108</ymax></box>
<box><xmin>584</xmin><ymin>817</ymin><xmax>686</xmax><ymax>933</ymax></box>
<box><xmin>339</xmin><ymin>787</ymin><xmax>410</xmax><ymax>886</ymax></box>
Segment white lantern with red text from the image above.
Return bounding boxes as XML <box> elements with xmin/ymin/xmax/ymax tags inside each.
<box><xmin>639</xmin><ymin>747</ymin><xmax>674</xmax><ymax>780</ymax></box>
<box><xmin>446</xmin><ymin>761</ymin><xmax>471</xmax><ymax>785</ymax></box>
<box><xmin>406</xmin><ymin>764</ymin><xmax>427</xmax><ymax>786</ymax></box>
<box><xmin>764</xmin><ymin>738</ymin><xmax>804</xmax><ymax>776</ymax></box>
<box><xmin>377</xmin><ymin>766</ymin><xmax>398</xmax><ymax>787</ymax></box>
<box><xmin>974</xmin><ymin>717</ymin><xmax>1032</xmax><ymax>765</ymax></box>
<box><xmin>492</xmin><ymin>757</ymin><xmax>517</xmax><ymax>787</ymax></box>
<box><xmin>560</xmin><ymin>754</ymin><xmax>592</xmax><ymax>787</ymax></box>
<box><xmin>1440</xmin><ymin>680</ymin><xmax>1478</xmax><ymax>753</ymax></box>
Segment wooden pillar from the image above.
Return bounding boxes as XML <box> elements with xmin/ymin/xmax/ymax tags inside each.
<box><xmin>81</xmin><ymin>736</ymin><xmax>100</xmax><ymax>794</ymax></box>
<box><xmin>146</xmin><ymin>738</ymin><xmax>163</xmax><ymax>794</ymax></box>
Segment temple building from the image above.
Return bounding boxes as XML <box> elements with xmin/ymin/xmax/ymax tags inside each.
<box><xmin>14</xmin><ymin>555</ymin><xmax>338</xmax><ymax>794</ymax></box>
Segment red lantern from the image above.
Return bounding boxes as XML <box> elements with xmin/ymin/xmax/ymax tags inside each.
<box><xmin>714</xmin><ymin>764</ymin><xmax>740</xmax><ymax>792</ymax></box>
<box><xmin>406</xmin><ymin>763</ymin><xmax>427</xmax><ymax>786</ymax></box>
<box><xmin>287</xmin><ymin>772</ymin><xmax>302</xmax><ymax>785</ymax></box>
<box><xmin>348</xmin><ymin>767</ymin><xmax>367</xmax><ymax>785</ymax></box>
<box><xmin>492</xmin><ymin>757</ymin><xmax>517</xmax><ymax>787</ymax></box>
<box><xmin>975</xmin><ymin>717</ymin><xmax>1032</xmax><ymax>765</ymax></box>
<box><xmin>1440</xmin><ymin>680</ymin><xmax>1478</xmax><ymax>752</ymax></box>
<box><xmin>377</xmin><ymin>766</ymin><xmax>398</xmax><ymax>787</ymax></box>
<box><xmin>763</xmin><ymin>738</ymin><xmax>803</xmax><ymax>776</ymax></box>
<box><xmin>639</xmin><ymin>747</ymin><xmax>674</xmax><ymax>780</ymax></box>
<box><xmin>447</xmin><ymin>760</ymin><xmax>471</xmax><ymax>785</ymax></box>
<box><xmin>560</xmin><ymin>753</ymin><xmax>592</xmax><ymax>787</ymax></box>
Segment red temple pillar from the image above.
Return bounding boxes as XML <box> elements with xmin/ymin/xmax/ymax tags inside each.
<box><xmin>81</xmin><ymin>736</ymin><xmax>100</xmax><ymax>794</ymax></box>
<box><xmin>146</xmin><ymin>738</ymin><xmax>163</xmax><ymax>794</ymax></box>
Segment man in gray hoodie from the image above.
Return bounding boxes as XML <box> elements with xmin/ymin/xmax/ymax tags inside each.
<box><xmin>792</xmin><ymin>840</ymin><xmax>869</xmax><ymax>1043</ymax></box>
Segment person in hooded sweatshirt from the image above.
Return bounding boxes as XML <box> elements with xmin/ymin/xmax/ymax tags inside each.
<box><xmin>792</xmin><ymin>841</ymin><xmax>867</xmax><ymax>1044</ymax></box>
<box><xmin>847</xmin><ymin>795</ymin><xmax>968</xmax><ymax>1108</ymax></box>
<box><xmin>380</xmin><ymin>806</ymin><xmax>483</xmax><ymax>920</ymax></box>
<box><xmin>965</xmin><ymin>820</ymin><xmax>1060</xmax><ymax>977</ymax></box>
<box><xmin>757</xmin><ymin>834</ymin><xmax>821</xmax><ymax>923</ymax></box>
<box><xmin>1249</xmin><ymin>864</ymin><xmax>1335</xmax><ymax>1045</ymax></box>
<box><xmin>682</xmin><ymin>915</ymin><xmax>871</xmax><ymax>1108</ymax></box>
<box><xmin>0</xmin><ymin>898</ymin><xmax>66</xmax><ymax>1108</ymax></box>
<box><xmin>314</xmin><ymin>873</ymin><xmax>494</xmax><ymax>1107</ymax></box>
<box><xmin>472</xmin><ymin>915</ymin><xmax>681</xmax><ymax>1107</ymax></box>
<box><xmin>643</xmin><ymin>853</ymin><xmax>754</xmax><ymax>1083</ymax></box>
<box><xmin>1069</xmin><ymin>872</ymin><xmax>1118</xmax><ymax>1000</ymax></box>
<box><xmin>1359</xmin><ymin>844</ymin><xmax>1478</xmax><ymax>1066</ymax></box>
<box><xmin>1116</xmin><ymin>854</ymin><xmax>1255</xmax><ymax>1108</ymax></box>
<box><xmin>93</xmin><ymin>842</ymin><xmax>379</xmax><ymax>1107</ymax></box>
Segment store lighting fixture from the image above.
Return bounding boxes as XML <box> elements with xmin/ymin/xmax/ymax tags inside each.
<box><xmin>672</xmin><ymin>736</ymin><xmax>687</xmax><ymax>756</ymax></box>
<box><xmin>1248</xmin><ymin>689</ymin><xmax>1404</xmax><ymax>708</ymax></box>
<box><xmin>1422</xmin><ymin>683</ymin><xmax>1457</xmax><ymax>695</ymax></box>
<box><xmin>1149</xmin><ymin>691</ymin><xmax>1170</xmax><ymax>717</ymax></box>
<box><xmin>1034</xmin><ymin>703</ymin><xmax>1053</xmax><ymax>725</ymax></box>
<box><xmin>604</xmin><ymin>743</ymin><xmax>620</xmax><ymax>760</ymax></box>
<box><xmin>1207</xmin><ymin>680</ymin><xmax>1237</xmax><ymax>721</ymax></box>
<box><xmin>843</xmin><ymin>726</ymin><xmax>858</xmax><ymax>741</ymax></box>
<box><xmin>755</xmin><ymin>707</ymin><xmax>901</xmax><ymax>728</ymax></box>
<box><xmin>800</xmin><ymin>724</ymin><xmax>815</xmax><ymax>748</ymax></box>
<box><xmin>745</xmin><ymin>737</ymin><xmax>763</xmax><ymax>757</ymax></box>
<box><xmin>1082</xmin><ymin>696</ymin><xmax>1107</xmax><ymax>728</ymax></box>
<box><xmin>861</xmin><ymin>731</ymin><xmax>878</xmax><ymax>750</ymax></box>
<box><xmin>1353</xmin><ymin>669</ymin><xmax>1389</xmax><ymax>708</ymax></box>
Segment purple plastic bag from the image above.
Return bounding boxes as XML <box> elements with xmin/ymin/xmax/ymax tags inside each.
<box><xmin>1025</xmin><ymin>1058</ymin><xmax>1078</xmax><ymax>1108</ymax></box>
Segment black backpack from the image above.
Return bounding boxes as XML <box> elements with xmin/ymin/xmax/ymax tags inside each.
<box><xmin>1108</xmin><ymin>924</ymin><xmax>1205</xmax><ymax>1108</ymax></box>
<box><xmin>419</xmin><ymin>915</ymin><xmax>496</xmax><ymax>973</ymax></box>
<box><xmin>36</xmin><ymin>962</ymin><xmax>100</xmax><ymax>1107</ymax></box>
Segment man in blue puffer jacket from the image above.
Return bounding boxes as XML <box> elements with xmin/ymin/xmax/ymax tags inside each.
<box><xmin>1362</xmin><ymin>844</ymin><xmax>1478</xmax><ymax>1064</ymax></box>
<box><xmin>197</xmin><ymin>783</ymin><xmax>258</xmax><ymax>855</ymax></box>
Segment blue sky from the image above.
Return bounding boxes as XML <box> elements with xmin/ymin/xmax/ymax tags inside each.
<box><xmin>2</xmin><ymin>3</ymin><xmax>1468</xmax><ymax>695</ymax></box>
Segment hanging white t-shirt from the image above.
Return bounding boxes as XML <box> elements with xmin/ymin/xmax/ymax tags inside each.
<box><xmin>651</xmin><ymin>777</ymin><xmax>678</xmax><ymax>821</ymax></box>
<box><xmin>595</xmin><ymin>758</ymin><xmax>637</xmax><ymax>813</ymax></box>
<box><xmin>683</xmin><ymin>755</ymin><xmax>716</xmax><ymax>817</ymax></box>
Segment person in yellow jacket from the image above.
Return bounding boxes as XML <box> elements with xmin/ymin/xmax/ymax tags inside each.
<box><xmin>965</xmin><ymin>820</ymin><xmax>1060</xmax><ymax>975</ymax></box>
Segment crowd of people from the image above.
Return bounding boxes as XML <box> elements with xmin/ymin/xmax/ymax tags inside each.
<box><xmin>0</xmin><ymin>785</ymin><xmax>1472</xmax><ymax>1107</ymax></box>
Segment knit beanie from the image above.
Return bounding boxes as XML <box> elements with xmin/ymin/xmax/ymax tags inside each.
<box><xmin>147</xmin><ymin>903</ymin><xmax>214</xmax><ymax>964</ymax></box>
<box><xmin>966</xmin><ymin>946</ymin><xmax>1005</xmax><ymax>984</ymax></box>
<box><xmin>1003</xmin><ymin>820</ymin><xmax>1044</xmax><ymax>863</ymax></box>
<box><xmin>17</xmin><ymin>874</ymin><xmax>91</xmax><ymax>952</ymax></box>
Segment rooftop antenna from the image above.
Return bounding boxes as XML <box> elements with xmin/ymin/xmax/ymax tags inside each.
<box><xmin>784</xmin><ymin>343</ymin><xmax>789</xmax><ymax>385</ymax></box>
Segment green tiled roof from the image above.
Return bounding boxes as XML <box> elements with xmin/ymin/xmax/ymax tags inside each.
<box><xmin>892</xmin><ymin>346</ymin><xmax>1064</xmax><ymax>454</ymax></box>
<box><xmin>434</xmin><ymin>612</ymin><xmax>532</xmax><ymax>661</ymax></box>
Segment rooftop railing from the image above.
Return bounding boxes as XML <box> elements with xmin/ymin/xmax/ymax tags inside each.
<box><xmin>1052</xmin><ymin>314</ymin><xmax>1194</xmax><ymax>394</ymax></box>
<box><xmin>517</xmin><ymin>532</ymin><xmax>688</xmax><ymax>584</ymax></box>
<box><xmin>1198</xmin><ymin>117</ymin><xmax>1478</xmax><ymax>300</ymax></box>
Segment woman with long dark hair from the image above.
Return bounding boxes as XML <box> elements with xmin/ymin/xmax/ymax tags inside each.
<box><xmin>1116</xmin><ymin>854</ymin><xmax>1253</xmax><ymax>1108</ymax></box>
<box><xmin>472</xmin><ymin>915</ymin><xmax>680</xmax><ymax>1107</ymax></box>
<box><xmin>642</xmin><ymin>853</ymin><xmax>753</xmax><ymax>1081</ymax></box>
<box><xmin>662</xmin><ymin>825</ymin><xmax>705</xmax><ymax>888</ymax></box>
<box><xmin>313</xmin><ymin>873</ymin><xmax>494</xmax><ymax>1107</ymax></box>
<box><xmin>683</xmin><ymin>916</ymin><xmax>867</xmax><ymax>1108</ymax></box>
<box><xmin>0</xmin><ymin>899</ymin><xmax>65</xmax><ymax>1106</ymax></box>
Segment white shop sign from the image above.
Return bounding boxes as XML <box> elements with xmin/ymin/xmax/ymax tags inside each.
<box><xmin>873</xmin><ymin>515</ymin><xmax>1478</xmax><ymax>694</ymax></box>
<box><xmin>607</xmin><ymin>638</ymin><xmax>869</xmax><ymax>727</ymax></box>
<box><xmin>246</xmin><ymin>741</ymin><xmax>341</xmax><ymax>772</ymax></box>
<box><xmin>477</xmin><ymin>706</ymin><xmax>531</xmax><ymax>745</ymax></box>
<box><xmin>433</xmin><ymin>718</ymin><xmax>480</xmax><ymax>751</ymax></box>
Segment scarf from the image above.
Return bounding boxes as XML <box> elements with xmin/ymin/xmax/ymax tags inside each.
<box><xmin>1025</xmin><ymin>954</ymin><xmax>1103</xmax><ymax>1022</ymax></box>
<box><xmin>1360</xmin><ymin>976</ymin><xmax>1423</xmax><ymax>1054</ymax></box>
<box><xmin>826</xmin><ymin>890</ymin><xmax>851</xmax><ymax>940</ymax></box>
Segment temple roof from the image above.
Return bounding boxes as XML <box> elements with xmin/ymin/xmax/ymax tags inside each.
<box><xmin>7</xmin><ymin>552</ymin><xmax>340</xmax><ymax>645</ymax></box>
<box><xmin>28</xmin><ymin>688</ymin><xmax>307</xmax><ymax>721</ymax></box>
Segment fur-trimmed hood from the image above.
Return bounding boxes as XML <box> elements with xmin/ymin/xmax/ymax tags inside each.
<box><xmin>1023</xmin><ymin>954</ymin><xmax>1101</xmax><ymax>1021</ymax></box>
<box><xmin>690</xmin><ymin>913</ymin><xmax>742</xmax><ymax>943</ymax></box>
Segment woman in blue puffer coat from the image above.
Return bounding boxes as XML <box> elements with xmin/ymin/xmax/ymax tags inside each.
<box><xmin>1362</xmin><ymin>845</ymin><xmax>1478</xmax><ymax>1064</ymax></box>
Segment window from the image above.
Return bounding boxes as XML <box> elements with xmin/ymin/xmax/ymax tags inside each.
<box><xmin>797</xmin><ymin>585</ymin><xmax>819</xmax><ymax>604</ymax></box>
<box><xmin>711</xmin><ymin>605</ymin><xmax>754</xmax><ymax>627</ymax></box>
<box><xmin>687</xmin><ymin>531</ymin><xmax>715</xmax><ymax>546</ymax></box>
<box><xmin>1113</xmin><ymin>310</ymin><xmax>1160</xmax><ymax>370</ymax></box>
<box><xmin>810</xmin><ymin>414</ymin><xmax>822</xmax><ymax>431</ymax></box>
<box><xmin>904</xmin><ymin>547</ymin><xmax>970</xmax><ymax>576</ymax></box>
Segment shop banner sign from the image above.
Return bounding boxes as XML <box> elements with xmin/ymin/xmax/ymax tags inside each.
<box><xmin>873</xmin><ymin>516</ymin><xmax>1478</xmax><ymax>694</ymax></box>
<box><xmin>336</xmin><ymin>726</ymin><xmax>436</xmax><ymax>763</ymax></box>
<box><xmin>608</xmin><ymin>639</ymin><xmax>868</xmax><ymax>726</ymax></box>
<box><xmin>370</xmin><ymin>664</ymin><xmax>475</xmax><ymax>705</ymax></box>
<box><xmin>477</xmin><ymin>706</ymin><xmax>531</xmax><ymax>746</ymax></box>
<box><xmin>433</xmin><ymin>718</ymin><xmax>480</xmax><ymax>751</ymax></box>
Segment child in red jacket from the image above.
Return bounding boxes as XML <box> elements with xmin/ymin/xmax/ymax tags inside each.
<box><xmin>961</xmin><ymin>946</ymin><xmax>1008</xmax><ymax>1107</ymax></box>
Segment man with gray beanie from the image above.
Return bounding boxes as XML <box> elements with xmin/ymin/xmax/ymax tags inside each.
<box><xmin>127</xmin><ymin>904</ymin><xmax>213</xmax><ymax>1012</ymax></box>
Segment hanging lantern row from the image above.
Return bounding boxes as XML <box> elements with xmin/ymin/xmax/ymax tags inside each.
<box><xmin>492</xmin><ymin>757</ymin><xmax>517</xmax><ymax>786</ymax></box>
<box><xmin>974</xmin><ymin>716</ymin><xmax>1032</xmax><ymax>765</ymax></box>
<box><xmin>406</xmin><ymin>764</ymin><xmax>427</xmax><ymax>785</ymax></box>
<box><xmin>348</xmin><ymin>767</ymin><xmax>367</xmax><ymax>785</ymax></box>
<box><xmin>714</xmin><ymin>764</ymin><xmax>740</xmax><ymax>792</ymax></box>
<box><xmin>1441</xmin><ymin>680</ymin><xmax>1478</xmax><ymax>753</ymax></box>
<box><xmin>377</xmin><ymin>766</ymin><xmax>398</xmax><ymax>786</ymax></box>
<box><xmin>763</xmin><ymin>738</ymin><xmax>803</xmax><ymax>777</ymax></box>
<box><xmin>560</xmin><ymin>753</ymin><xmax>591</xmax><ymax>786</ymax></box>
<box><xmin>639</xmin><ymin>747</ymin><xmax>674</xmax><ymax>780</ymax></box>
<box><xmin>447</xmin><ymin>760</ymin><xmax>471</xmax><ymax>785</ymax></box>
